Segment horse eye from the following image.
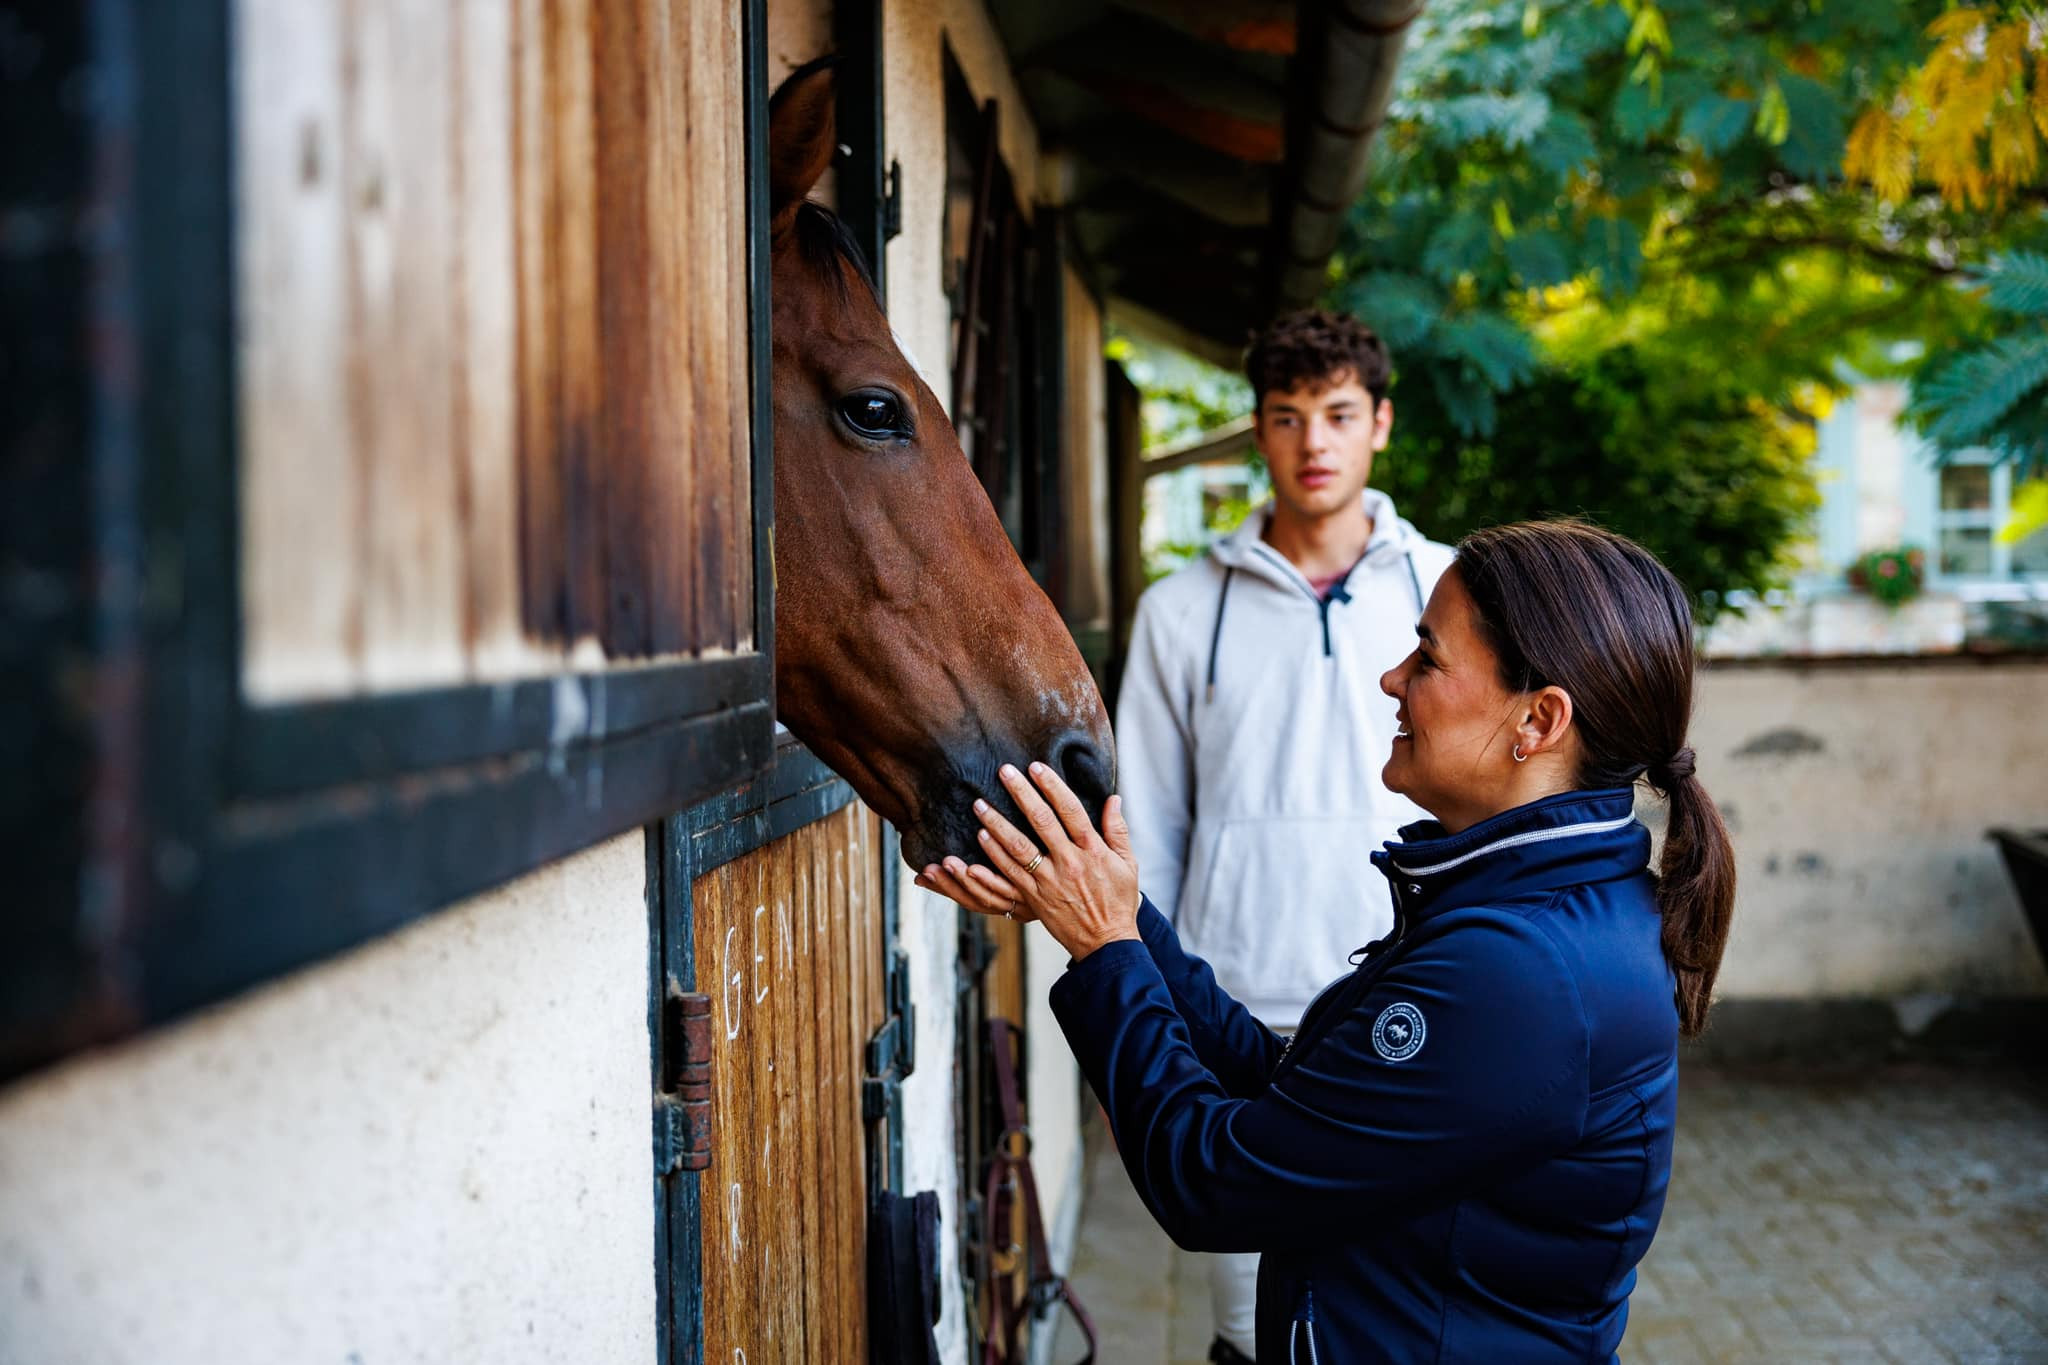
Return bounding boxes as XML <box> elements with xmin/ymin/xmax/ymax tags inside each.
<box><xmin>838</xmin><ymin>391</ymin><xmax>908</xmax><ymax>440</ymax></box>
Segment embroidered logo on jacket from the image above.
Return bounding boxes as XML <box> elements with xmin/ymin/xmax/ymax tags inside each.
<box><xmin>1372</xmin><ymin>1002</ymin><xmax>1426</xmax><ymax>1062</ymax></box>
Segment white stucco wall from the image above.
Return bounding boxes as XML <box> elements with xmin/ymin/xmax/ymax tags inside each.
<box><xmin>0</xmin><ymin>833</ymin><xmax>655</xmax><ymax>1365</ymax></box>
<box><xmin>1024</xmin><ymin>926</ymin><xmax>1086</xmax><ymax>1258</ymax></box>
<box><xmin>1696</xmin><ymin>660</ymin><xmax>2048</xmax><ymax>999</ymax></box>
<box><xmin>766</xmin><ymin>0</ymin><xmax>836</xmax><ymax>208</ymax></box>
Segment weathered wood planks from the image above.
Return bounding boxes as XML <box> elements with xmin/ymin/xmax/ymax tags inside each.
<box><xmin>237</xmin><ymin>0</ymin><xmax>756</xmax><ymax>701</ymax></box>
<box><xmin>693</xmin><ymin>803</ymin><xmax>888</xmax><ymax>1361</ymax></box>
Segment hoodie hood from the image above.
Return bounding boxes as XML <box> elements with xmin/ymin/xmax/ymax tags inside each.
<box><xmin>1210</xmin><ymin>488</ymin><xmax>1437</xmax><ymax>591</ymax></box>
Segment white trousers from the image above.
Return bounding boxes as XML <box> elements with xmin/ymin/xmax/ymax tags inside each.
<box><xmin>1206</xmin><ymin>1248</ymin><xmax>1261</xmax><ymax>1357</ymax></box>
<box><xmin>1208</xmin><ymin>1021</ymin><xmax>1291</xmax><ymax>1358</ymax></box>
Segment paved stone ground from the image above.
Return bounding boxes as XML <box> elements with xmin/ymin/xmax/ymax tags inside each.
<box><xmin>1049</xmin><ymin>1064</ymin><xmax>2048</xmax><ymax>1364</ymax></box>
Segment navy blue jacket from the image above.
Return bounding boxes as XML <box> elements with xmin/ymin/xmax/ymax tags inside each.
<box><xmin>1049</xmin><ymin>789</ymin><xmax>1679</xmax><ymax>1363</ymax></box>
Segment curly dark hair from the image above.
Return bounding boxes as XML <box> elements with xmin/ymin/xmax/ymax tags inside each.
<box><xmin>1244</xmin><ymin>308</ymin><xmax>1392</xmax><ymax>407</ymax></box>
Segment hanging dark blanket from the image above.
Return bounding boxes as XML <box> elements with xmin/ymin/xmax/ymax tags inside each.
<box><xmin>867</xmin><ymin>1187</ymin><xmax>944</xmax><ymax>1365</ymax></box>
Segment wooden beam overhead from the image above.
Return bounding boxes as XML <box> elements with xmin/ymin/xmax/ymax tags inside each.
<box><xmin>1141</xmin><ymin>414</ymin><xmax>1256</xmax><ymax>472</ymax></box>
<box><xmin>1105</xmin><ymin>297</ymin><xmax>1246</xmax><ymax>372</ymax></box>
<box><xmin>1028</xmin><ymin>14</ymin><xmax>1288</xmax><ymax>163</ymax></box>
<box><xmin>1058</xmin><ymin>120</ymin><xmax>1275</xmax><ymax>226</ymax></box>
<box><xmin>1068</xmin><ymin>73</ymin><xmax>1284</xmax><ymax>163</ymax></box>
<box><xmin>991</xmin><ymin>0</ymin><xmax>1419</xmax><ymax>361</ymax></box>
<box><xmin>1109</xmin><ymin>0</ymin><xmax>1297</xmax><ymax>55</ymax></box>
<box><xmin>1069</xmin><ymin>195</ymin><xmax>1265</xmax><ymax>293</ymax></box>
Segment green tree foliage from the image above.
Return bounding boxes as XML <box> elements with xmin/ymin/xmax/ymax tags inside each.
<box><xmin>1323</xmin><ymin>0</ymin><xmax>2042</xmax><ymax>602</ymax></box>
<box><xmin>1376</xmin><ymin>346</ymin><xmax>1820</xmax><ymax>621</ymax></box>
<box><xmin>1908</xmin><ymin>250</ymin><xmax>2048</xmax><ymax>542</ymax></box>
<box><xmin>1104</xmin><ymin>331</ymin><xmax>1252</xmax><ymax>449</ymax></box>
<box><xmin>1848</xmin><ymin>11</ymin><xmax>2048</xmax><ymax>546</ymax></box>
<box><xmin>1911</xmin><ymin>255</ymin><xmax>2048</xmax><ymax>474</ymax></box>
<box><xmin>1342</xmin><ymin>0</ymin><xmax>1975</xmax><ymax>429</ymax></box>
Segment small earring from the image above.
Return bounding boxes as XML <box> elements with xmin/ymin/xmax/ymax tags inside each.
<box><xmin>1512</xmin><ymin>744</ymin><xmax>1529</xmax><ymax>764</ymax></box>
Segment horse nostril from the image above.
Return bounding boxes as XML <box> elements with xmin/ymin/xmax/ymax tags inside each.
<box><xmin>1045</xmin><ymin>731</ymin><xmax>1114</xmax><ymax>814</ymax></box>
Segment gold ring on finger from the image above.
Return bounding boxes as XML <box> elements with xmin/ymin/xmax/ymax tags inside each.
<box><xmin>1024</xmin><ymin>852</ymin><xmax>1044</xmax><ymax>875</ymax></box>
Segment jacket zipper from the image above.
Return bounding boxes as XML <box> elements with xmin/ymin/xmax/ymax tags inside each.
<box><xmin>1274</xmin><ymin>975</ymin><xmax>1345</xmax><ymax>1071</ymax></box>
<box><xmin>1276</xmin><ymin>890</ymin><xmax>1409</xmax><ymax>1074</ymax></box>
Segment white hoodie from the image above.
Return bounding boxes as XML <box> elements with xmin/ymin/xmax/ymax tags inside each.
<box><xmin>1115</xmin><ymin>488</ymin><xmax>1455</xmax><ymax>1027</ymax></box>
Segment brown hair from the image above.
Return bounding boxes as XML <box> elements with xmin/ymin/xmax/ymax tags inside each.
<box><xmin>1454</xmin><ymin>520</ymin><xmax>1735</xmax><ymax>1038</ymax></box>
<box><xmin>1245</xmin><ymin>308</ymin><xmax>1392</xmax><ymax>407</ymax></box>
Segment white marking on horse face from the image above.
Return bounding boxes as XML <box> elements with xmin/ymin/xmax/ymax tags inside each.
<box><xmin>1034</xmin><ymin>676</ymin><xmax>1101</xmax><ymax>732</ymax></box>
<box><xmin>1017</xmin><ymin>642</ymin><xmax>1098</xmax><ymax>728</ymax></box>
<box><xmin>890</xmin><ymin>323</ymin><xmax>942</xmax><ymax>400</ymax></box>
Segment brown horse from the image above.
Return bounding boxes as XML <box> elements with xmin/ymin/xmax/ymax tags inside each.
<box><xmin>764</xmin><ymin>62</ymin><xmax>1114</xmax><ymax>872</ymax></box>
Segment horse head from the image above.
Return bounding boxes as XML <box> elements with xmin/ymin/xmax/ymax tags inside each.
<box><xmin>764</xmin><ymin>61</ymin><xmax>1115</xmax><ymax>872</ymax></box>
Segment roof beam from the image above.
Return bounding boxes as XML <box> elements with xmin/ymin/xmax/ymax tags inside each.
<box><xmin>1141</xmin><ymin>415</ymin><xmax>1257</xmax><ymax>471</ymax></box>
<box><xmin>1105</xmin><ymin>297</ymin><xmax>1247</xmax><ymax>371</ymax></box>
<box><xmin>1108</xmin><ymin>0</ymin><xmax>1296</xmax><ymax>55</ymax></box>
<box><xmin>1060</xmin><ymin>120</ymin><xmax>1273</xmax><ymax>227</ymax></box>
<box><xmin>1027</xmin><ymin>14</ymin><xmax>1287</xmax><ymax>163</ymax></box>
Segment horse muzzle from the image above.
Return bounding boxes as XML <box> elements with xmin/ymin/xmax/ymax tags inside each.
<box><xmin>897</xmin><ymin>725</ymin><xmax>1116</xmax><ymax>873</ymax></box>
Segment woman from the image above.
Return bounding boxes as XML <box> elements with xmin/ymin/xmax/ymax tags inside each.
<box><xmin>918</xmin><ymin>520</ymin><xmax>1735</xmax><ymax>1363</ymax></box>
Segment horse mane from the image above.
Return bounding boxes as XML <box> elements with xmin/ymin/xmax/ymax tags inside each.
<box><xmin>791</xmin><ymin>200</ymin><xmax>881</xmax><ymax>308</ymax></box>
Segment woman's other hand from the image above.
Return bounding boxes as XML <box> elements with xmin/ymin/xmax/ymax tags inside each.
<box><xmin>916</xmin><ymin>762</ymin><xmax>1142</xmax><ymax>963</ymax></box>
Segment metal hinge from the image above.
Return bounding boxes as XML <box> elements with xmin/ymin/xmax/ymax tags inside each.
<box><xmin>862</xmin><ymin>948</ymin><xmax>916</xmax><ymax>1120</ymax></box>
<box><xmin>883</xmin><ymin>158</ymin><xmax>903</xmax><ymax>241</ymax></box>
<box><xmin>863</xmin><ymin>946</ymin><xmax>915</xmax><ymax>1197</ymax></box>
<box><xmin>960</xmin><ymin>1191</ymin><xmax>986</xmax><ymax>1297</ymax></box>
<box><xmin>655</xmin><ymin>989</ymin><xmax>713</xmax><ymax>1176</ymax></box>
<box><xmin>959</xmin><ymin>917</ymin><xmax>997</xmax><ymax>983</ymax></box>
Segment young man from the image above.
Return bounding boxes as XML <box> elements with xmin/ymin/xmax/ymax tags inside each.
<box><xmin>1114</xmin><ymin>309</ymin><xmax>1453</xmax><ymax>1365</ymax></box>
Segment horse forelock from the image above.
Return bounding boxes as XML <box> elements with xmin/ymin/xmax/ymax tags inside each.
<box><xmin>789</xmin><ymin>201</ymin><xmax>880</xmax><ymax>311</ymax></box>
<box><xmin>785</xmin><ymin>201</ymin><xmax>944</xmax><ymax>416</ymax></box>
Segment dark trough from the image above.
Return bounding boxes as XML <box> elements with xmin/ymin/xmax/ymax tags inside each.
<box><xmin>1990</xmin><ymin>827</ymin><xmax>2048</xmax><ymax>974</ymax></box>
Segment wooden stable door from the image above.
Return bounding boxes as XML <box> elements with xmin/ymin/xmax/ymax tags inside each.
<box><xmin>691</xmin><ymin>803</ymin><xmax>890</xmax><ymax>1362</ymax></box>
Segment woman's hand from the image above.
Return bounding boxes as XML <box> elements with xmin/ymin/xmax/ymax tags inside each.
<box><xmin>915</xmin><ymin>762</ymin><xmax>1142</xmax><ymax>963</ymax></box>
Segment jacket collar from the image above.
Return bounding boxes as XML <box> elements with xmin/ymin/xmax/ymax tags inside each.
<box><xmin>1371</xmin><ymin>788</ymin><xmax>1649</xmax><ymax>920</ymax></box>
<box><xmin>1209</xmin><ymin>487</ymin><xmax>1422</xmax><ymax>591</ymax></box>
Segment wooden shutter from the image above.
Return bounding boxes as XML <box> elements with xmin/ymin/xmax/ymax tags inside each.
<box><xmin>0</xmin><ymin>0</ymin><xmax>777</xmax><ymax>1079</ymax></box>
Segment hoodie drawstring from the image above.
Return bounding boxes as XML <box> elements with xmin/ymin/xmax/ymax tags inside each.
<box><xmin>1203</xmin><ymin>567</ymin><xmax>1236</xmax><ymax>706</ymax></box>
<box><xmin>1290</xmin><ymin>1283</ymin><xmax>1321</xmax><ymax>1365</ymax></box>
<box><xmin>1201</xmin><ymin>544</ymin><xmax>1424</xmax><ymax>708</ymax></box>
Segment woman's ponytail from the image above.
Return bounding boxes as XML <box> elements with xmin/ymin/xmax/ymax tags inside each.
<box><xmin>1457</xmin><ymin>522</ymin><xmax>1740</xmax><ymax>1040</ymax></box>
<box><xmin>1649</xmin><ymin>751</ymin><xmax>1735</xmax><ymax>1038</ymax></box>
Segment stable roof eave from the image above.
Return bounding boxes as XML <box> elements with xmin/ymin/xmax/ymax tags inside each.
<box><xmin>1269</xmin><ymin>0</ymin><xmax>1421</xmax><ymax>314</ymax></box>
